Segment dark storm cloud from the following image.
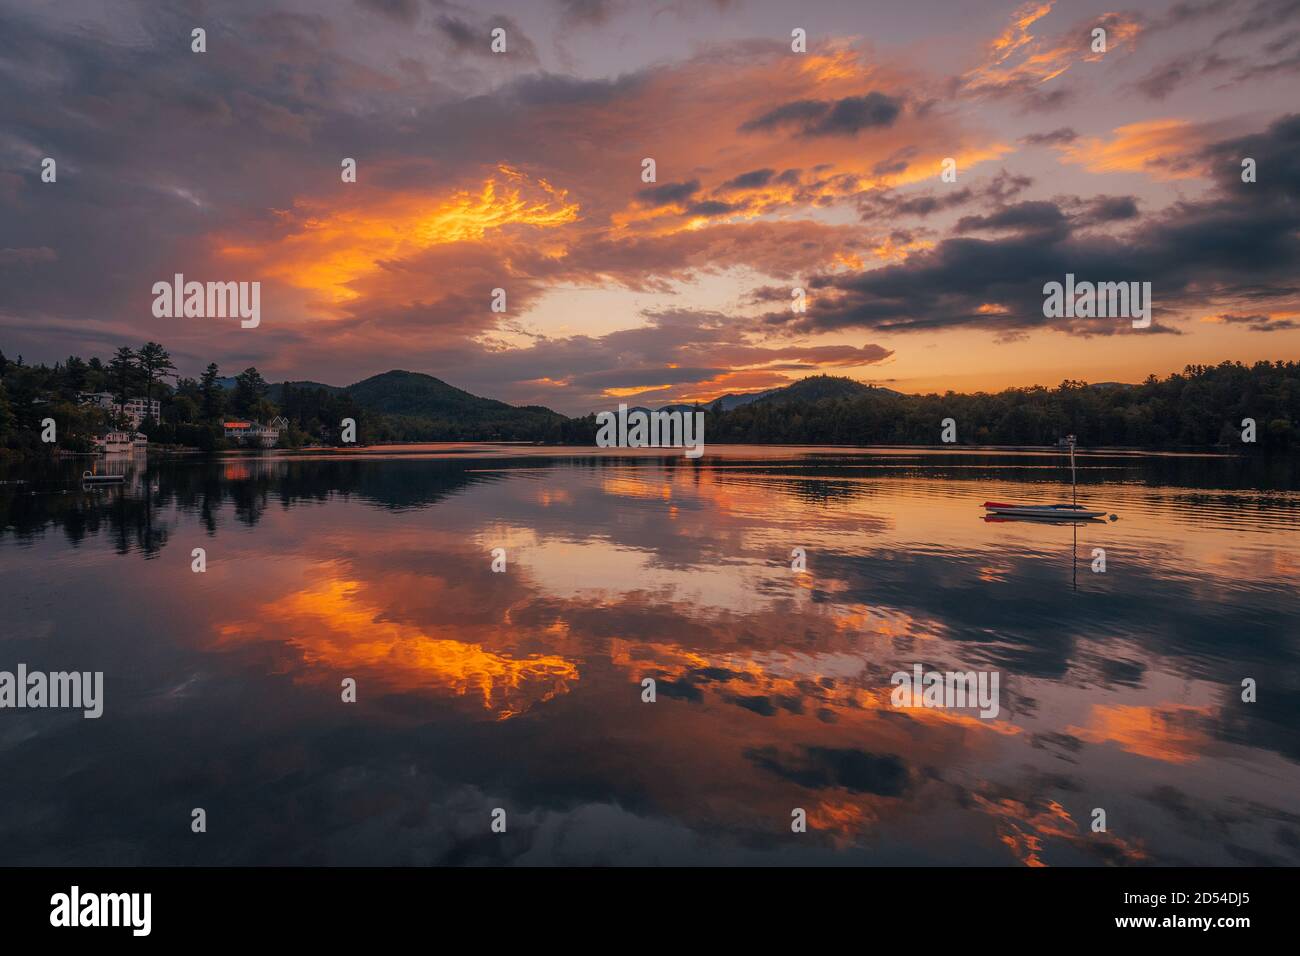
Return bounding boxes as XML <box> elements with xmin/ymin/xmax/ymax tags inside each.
<box><xmin>1230</xmin><ymin>47</ymin><xmax>1300</xmax><ymax>79</ymax></box>
<box><xmin>355</xmin><ymin>0</ymin><xmax>420</xmax><ymax>23</ymax></box>
<box><xmin>1015</xmin><ymin>88</ymin><xmax>1071</xmax><ymax>112</ymax></box>
<box><xmin>871</xmin><ymin>146</ymin><xmax>918</xmax><ymax>177</ymax></box>
<box><xmin>766</xmin><ymin>114</ymin><xmax>1300</xmax><ymax>338</ymax></box>
<box><xmin>1021</xmin><ymin>127</ymin><xmax>1078</xmax><ymax>146</ymax></box>
<box><xmin>436</xmin><ymin>14</ymin><xmax>482</xmax><ymax>51</ymax></box>
<box><xmin>638</xmin><ymin>179</ymin><xmax>700</xmax><ymax>206</ymax></box>
<box><xmin>952</xmin><ymin>69</ymin><xmax>1072</xmax><ymax>113</ymax></box>
<box><xmin>436</xmin><ymin>13</ymin><xmax>539</xmax><ymax>61</ymax></box>
<box><xmin>1215</xmin><ymin>313</ymin><xmax>1300</xmax><ymax>330</ymax></box>
<box><xmin>956</xmin><ymin>201</ymin><xmax>1069</xmax><ymax>237</ymax></box>
<box><xmin>855</xmin><ymin>170</ymin><xmax>1033</xmax><ymax>223</ymax></box>
<box><xmin>740</xmin><ymin>99</ymin><xmax>824</xmax><ymax>131</ymax></box>
<box><xmin>864</xmin><ymin>188</ymin><xmax>973</xmax><ymax>218</ymax></box>
<box><xmin>986</xmin><ymin>171</ymin><xmax>1034</xmax><ymax>202</ymax></box>
<box><xmin>1263</xmin><ymin>27</ymin><xmax>1300</xmax><ymax>54</ymax></box>
<box><xmin>1080</xmin><ymin>195</ymin><xmax>1140</xmax><ymax>224</ymax></box>
<box><xmin>1210</xmin><ymin>0</ymin><xmax>1300</xmax><ymax>42</ymax></box>
<box><xmin>740</xmin><ymin>93</ymin><xmax>903</xmax><ymax>137</ymax></box>
<box><xmin>0</xmin><ymin>247</ymin><xmax>57</xmax><ymax>265</ymax></box>
<box><xmin>507</xmin><ymin>71</ymin><xmax>645</xmax><ymax>106</ymax></box>
<box><xmin>1139</xmin><ymin>1</ymin><xmax>1300</xmax><ymax>96</ymax></box>
<box><xmin>1134</xmin><ymin>52</ymin><xmax>1235</xmax><ymax>99</ymax></box>
<box><xmin>685</xmin><ymin>199</ymin><xmax>742</xmax><ymax>217</ymax></box>
<box><xmin>554</xmin><ymin>0</ymin><xmax>617</xmax><ymax>26</ymax></box>
<box><xmin>719</xmin><ymin>168</ymin><xmax>775</xmax><ymax>191</ymax></box>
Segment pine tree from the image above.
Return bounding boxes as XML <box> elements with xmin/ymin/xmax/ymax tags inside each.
<box><xmin>136</xmin><ymin>342</ymin><xmax>175</xmax><ymax>424</ymax></box>
<box><xmin>107</xmin><ymin>347</ymin><xmax>138</xmax><ymax>420</ymax></box>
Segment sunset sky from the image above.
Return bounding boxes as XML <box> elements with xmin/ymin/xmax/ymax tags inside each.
<box><xmin>1</xmin><ymin>0</ymin><xmax>1298</xmax><ymax>414</ymax></box>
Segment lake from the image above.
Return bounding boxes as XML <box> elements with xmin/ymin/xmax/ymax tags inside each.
<box><xmin>1</xmin><ymin>445</ymin><xmax>1297</xmax><ymax>865</ymax></box>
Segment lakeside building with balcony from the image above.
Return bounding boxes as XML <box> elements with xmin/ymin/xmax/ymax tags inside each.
<box><xmin>223</xmin><ymin>416</ymin><xmax>287</xmax><ymax>448</ymax></box>
<box><xmin>79</xmin><ymin>392</ymin><xmax>160</xmax><ymax>428</ymax></box>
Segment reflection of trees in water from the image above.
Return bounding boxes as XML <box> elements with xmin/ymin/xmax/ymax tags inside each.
<box><xmin>1</xmin><ymin>450</ymin><xmax>1296</xmax><ymax>555</ymax></box>
<box><xmin>0</xmin><ymin>464</ymin><xmax>169</xmax><ymax>556</ymax></box>
<box><xmin>0</xmin><ymin>455</ymin><xmax>511</xmax><ymax>554</ymax></box>
<box><xmin>705</xmin><ymin>452</ymin><xmax>1300</xmax><ymax>506</ymax></box>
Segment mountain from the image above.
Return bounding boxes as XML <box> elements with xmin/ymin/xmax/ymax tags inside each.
<box><xmin>345</xmin><ymin>370</ymin><xmax>567</xmax><ymax>440</ymax></box>
<box><xmin>218</xmin><ymin>369</ymin><xmax>566</xmax><ymax>440</ymax></box>
<box><xmin>684</xmin><ymin>378</ymin><xmax>905</xmax><ymax>412</ymax></box>
<box><xmin>349</xmin><ymin>370</ymin><xmax>531</xmax><ymax>416</ymax></box>
<box><xmin>697</xmin><ymin>388</ymin><xmax>779</xmax><ymax>411</ymax></box>
<box><xmin>751</xmin><ymin>375</ymin><xmax>896</xmax><ymax>405</ymax></box>
<box><xmin>221</xmin><ymin>376</ymin><xmax>342</xmax><ymax>397</ymax></box>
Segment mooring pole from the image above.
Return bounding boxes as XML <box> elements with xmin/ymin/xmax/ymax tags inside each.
<box><xmin>1068</xmin><ymin>434</ymin><xmax>1077</xmax><ymax>505</ymax></box>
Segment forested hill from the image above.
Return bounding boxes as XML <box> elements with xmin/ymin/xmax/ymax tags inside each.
<box><xmin>341</xmin><ymin>370</ymin><xmax>571</xmax><ymax>442</ymax></box>
<box><xmin>2</xmin><ymin>343</ymin><xmax>1295</xmax><ymax>452</ymax></box>
<box><xmin>691</xmin><ymin>364</ymin><xmax>1299</xmax><ymax>448</ymax></box>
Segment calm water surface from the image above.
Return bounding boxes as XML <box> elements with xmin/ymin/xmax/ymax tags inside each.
<box><xmin>1</xmin><ymin>445</ymin><xmax>1298</xmax><ymax>865</ymax></box>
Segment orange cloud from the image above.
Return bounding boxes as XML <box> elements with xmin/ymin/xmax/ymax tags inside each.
<box><xmin>962</xmin><ymin>2</ymin><xmax>1142</xmax><ymax>103</ymax></box>
<box><xmin>216</xmin><ymin>165</ymin><xmax>579</xmax><ymax>304</ymax></box>
<box><xmin>1058</xmin><ymin>120</ymin><xmax>1209</xmax><ymax>179</ymax></box>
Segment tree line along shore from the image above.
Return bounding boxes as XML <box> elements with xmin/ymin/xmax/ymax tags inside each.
<box><xmin>1</xmin><ymin>345</ymin><xmax>1296</xmax><ymax>455</ymax></box>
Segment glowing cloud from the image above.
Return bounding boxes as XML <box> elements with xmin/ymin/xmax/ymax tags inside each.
<box><xmin>216</xmin><ymin>166</ymin><xmax>579</xmax><ymax>304</ymax></box>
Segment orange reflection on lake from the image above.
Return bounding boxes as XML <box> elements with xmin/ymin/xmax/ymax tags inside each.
<box><xmin>1068</xmin><ymin>703</ymin><xmax>1215</xmax><ymax>765</ymax></box>
<box><xmin>3</xmin><ymin>445</ymin><xmax>1297</xmax><ymax>865</ymax></box>
<box><xmin>215</xmin><ymin>568</ymin><xmax>579</xmax><ymax>719</ymax></box>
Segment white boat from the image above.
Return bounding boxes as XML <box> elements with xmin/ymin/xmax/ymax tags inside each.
<box><xmin>82</xmin><ymin>471</ymin><xmax>125</xmax><ymax>484</ymax></box>
<box><xmin>133</xmin><ymin>432</ymin><xmax>149</xmax><ymax>449</ymax></box>
<box><xmin>980</xmin><ymin>436</ymin><xmax>1114</xmax><ymax>522</ymax></box>
<box><xmin>93</xmin><ymin>431</ymin><xmax>134</xmax><ymax>453</ymax></box>
<box><xmin>983</xmin><ymin>501</ymin><xmax>1107</xmax><ymax>520</ymax></box>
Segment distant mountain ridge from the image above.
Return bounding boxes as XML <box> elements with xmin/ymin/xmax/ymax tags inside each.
<box><xmin>267</xmin><ymin>380</ymin><xmax>343</xmax><ymax>400</ymax></box>
<box><xmin>750</xmin><ymin>375</ymin><xmax>889</xmax><ymax>405</ymax></box>
<box><xmin>230</xmin><ymin>371</ymin><xmax>904</xmax><ymax>424</ymax></box>
<box><xmin>143</xmin><ymin>363</ymin><xmax>1300</xmax><ymax>449</ymax></box>
<box><xmin>345</xmin><ymin>370</ymin><xmax>566</xmax><ymax>439</ymax></box>
<box><xmin>226</xmin><ymin>369</ymin><xmax>567</xmax><ymax>441</ymax></box>
<box><xmin>674</xmin><ymin>376</ymin><xmax>905</xmax><ymax>412</ymax></box>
